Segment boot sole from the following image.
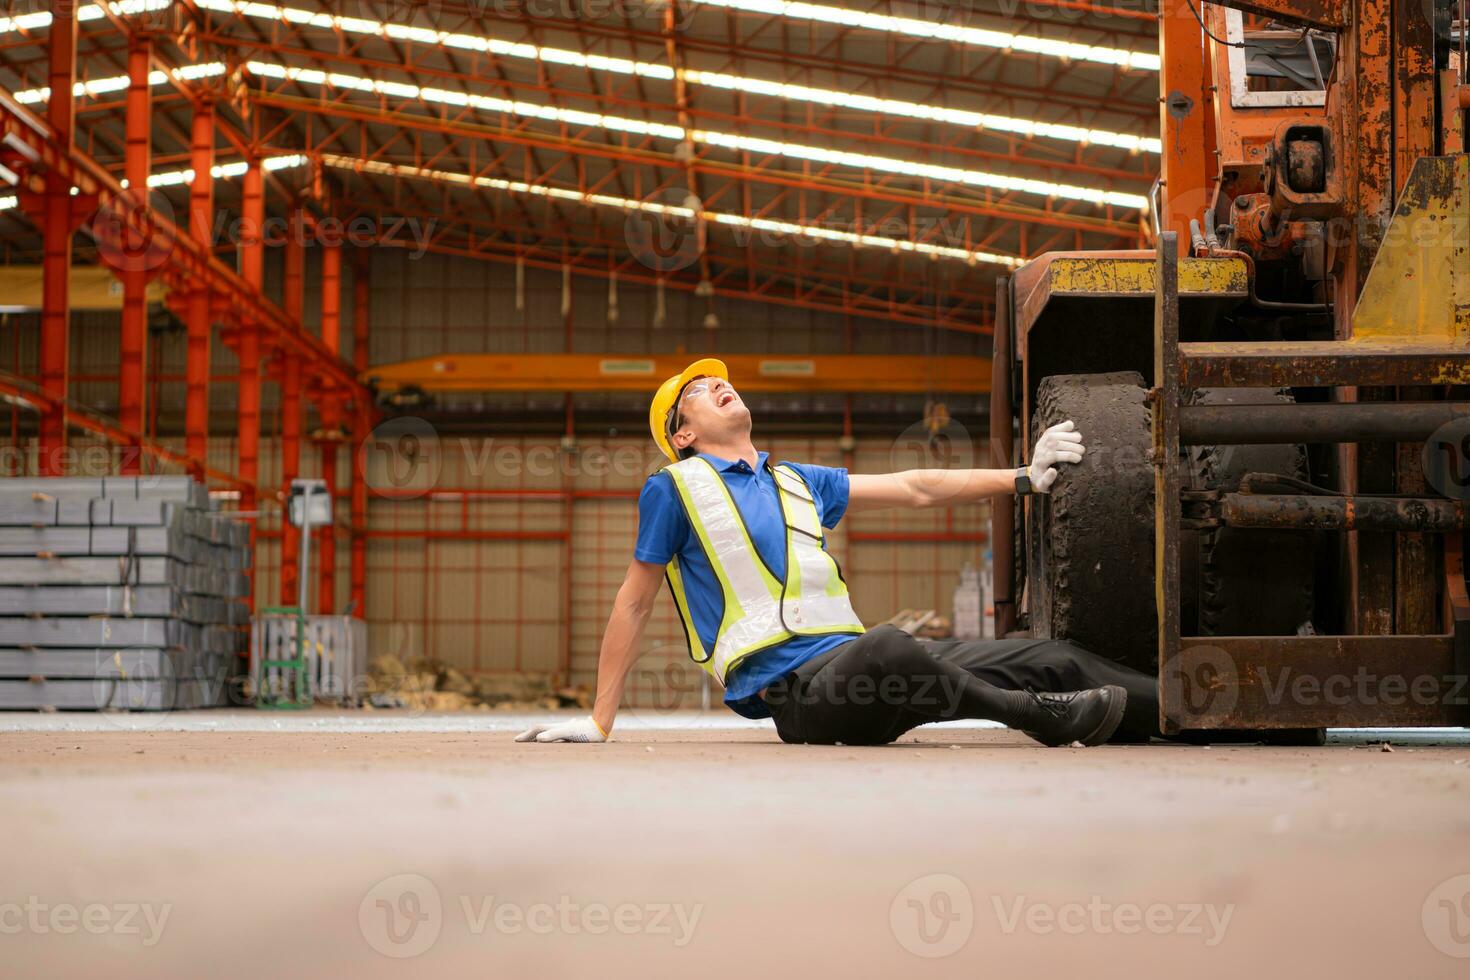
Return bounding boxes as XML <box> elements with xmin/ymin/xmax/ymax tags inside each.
<box><xmin>1077</xmin><ymin>685</ymin><xmax>1128</xmax><ymax>746</ymax></box>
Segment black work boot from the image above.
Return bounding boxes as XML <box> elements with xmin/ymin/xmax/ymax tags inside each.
<box><xmin>1017</xmin><ymin>686</ymin><xmax>1127</xmax><ymax>747</ymax></box>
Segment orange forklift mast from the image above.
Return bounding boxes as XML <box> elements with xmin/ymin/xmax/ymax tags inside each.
<box><xmin>995</xmin><ymin>0</ymin><xmax>1469</xmax><ymax>736</ymax></box>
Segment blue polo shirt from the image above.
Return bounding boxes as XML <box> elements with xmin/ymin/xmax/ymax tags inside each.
<box><xmin>634</xmin><ymin>451</ymin><xmax>860</xmax><ymax>719</ymax></box>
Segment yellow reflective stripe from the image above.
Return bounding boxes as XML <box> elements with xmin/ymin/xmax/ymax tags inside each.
<box><xmin>662</xmin><ymin>458</ymin><xmax>867</xmax><ymax>684</ymax></box>
<box><xmin>666</xmin><ymin>459</ymin><xmax>788</xmax><ymax>677</ymax></box>
<box><xmin>773</xmin><ymin>465</ymin><xmax>824</xmax><ymax>539</ymax></box>
<box><xmin>774</xmin><ymin>464</ymin><xmax>865</xmax><ymax>637</ymax></box>
<box><xmin>665</xmin><ymin>464</ymin><xmax>747</xmax><ymax>624</ymax></box>
<box><xmin>665</xmin><ymin>559</ymin><xmax>709</xmax><ymax>665</ymax></box>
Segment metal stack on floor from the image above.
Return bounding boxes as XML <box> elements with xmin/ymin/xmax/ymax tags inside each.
<box><xmin>0</xmin><ymin>476</ymin><xmax>250</xmax><ymax>710</ymax></box>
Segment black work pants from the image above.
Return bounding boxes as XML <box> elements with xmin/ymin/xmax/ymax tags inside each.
<box><xmin>761</xmin><ymin>624</ymin><xmax>1158</xmax><ymax>745</ymax></box>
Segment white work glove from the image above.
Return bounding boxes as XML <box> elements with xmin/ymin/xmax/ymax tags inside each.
<box><xmin>514</xmin><ymin>716</ymin><xmax>608</xmax><ymax>743</ymax></box>
<box><xmin>1027</xmin><ymin>420</ymin><xmax>1086</xmax><ymax>493</ymax></box>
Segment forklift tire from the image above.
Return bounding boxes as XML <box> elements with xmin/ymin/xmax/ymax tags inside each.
<box><xmin>1188</xmin><ymin>387</ymin><xmax>1322</xmax><ymax>746</ymax></box>
<box><xmin>1188</xmin><ymin>387</ymin><xmax>1316</xmax><ymax>637</ymax></box>
<box><xmin>1029</xmin><ymin>372</ymin><xmax>1156</xmax><ymax>672</ymax></box>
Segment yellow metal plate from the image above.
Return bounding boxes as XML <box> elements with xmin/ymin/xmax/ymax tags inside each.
<box><xmin>1045</xmin><ymin>255</ymin><xmax>1249</xmax><ymax>297</ymax></box>
<box><xmin>1352</xmin><ymin>154</ymin><xmax>1470</xmax><ymax>343</ymax></box>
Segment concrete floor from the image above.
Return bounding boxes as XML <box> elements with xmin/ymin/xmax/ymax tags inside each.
<box><xmin>3</xmin><ymin>711</ymin><xmax>1469</xmax><ymax>979</ymax></box>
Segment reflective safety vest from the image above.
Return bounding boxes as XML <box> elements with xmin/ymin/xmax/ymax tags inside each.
<box><xmin>662</xmin><ymin>457</ymin><xmax>865</xmax><ymax>686</ymax></box>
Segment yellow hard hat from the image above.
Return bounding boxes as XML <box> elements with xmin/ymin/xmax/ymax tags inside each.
<box><xmin>648</xmin><ymin>358</ymin><xmax>728</xmax><ymax>462</ymax></box>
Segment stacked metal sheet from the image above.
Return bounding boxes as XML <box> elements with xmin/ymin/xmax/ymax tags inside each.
<box><xmin>0</xmin><ymin>476</ymin><xmax>250</xmax><ymax>710</ymax></box>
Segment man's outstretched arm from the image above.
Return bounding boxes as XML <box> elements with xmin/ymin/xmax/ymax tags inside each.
<box><xmin>847</xmin><ymin>420</ymin><xmax>1084</xmax><ymax>513</ymax></box>
<box><xmin>515</xmin><ymin>558</ymin><xmax>665</xmax><ymax>743</ymax></box>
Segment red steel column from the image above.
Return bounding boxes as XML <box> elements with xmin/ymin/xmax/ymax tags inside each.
<box><xmin>317</xmin><ymin>238</ymin><xmax>341</xmax><ymax>614</ymax></box>
<box><xmin>238</xmin><ymin>158</ymin><xmax>265</xmax><ymax>611</ymax></box>
<box><xmin>279</xmin><ymin>207</ymin><xmax>305</xmax><ymax>606</ymax></box>
<box><xmin>280</xmin><ymin>356</ymin><xmax>302</xmax><ymax>606</ymax></box>
<box><xmin>284</xmin><ymin>207</ymin><xmax>305</xmax><ymax>323</ymax></box>
<box><xmin>320</xmin><ymin>238</ymin><xmax>341</xmax><ymax>353</ymax></box>
<box><xmin>118</xmin><ymin>36</ymin><xmax>151</xmax><ymax>475</ymax></box>
<box><xmin>349</xmin><ymin>250</ymin><xmax>370</xmax><ymax>616</ymax></box>
<box><xmin>185</xmin><ymin>98</ymin><xmax>216</xmax><ymax>474</ymax></box>
<box><xmin>39</xmin><ymin>1</ymin><xmax>77</xmax><ymax>476</ymax></box>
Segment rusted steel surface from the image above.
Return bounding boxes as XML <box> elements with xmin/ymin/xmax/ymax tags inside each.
<box><xmin>1011</xmin><ymin>252</ymin><xmax>1247</xmax><ymax>355</ymax></box>
<box><xmin>989</xmin><ymin>276</ymin><xmax>1017</xmax><ymax>638</ymax></box>
<box><xmin>1398</xmin><ymin>384</ymin><xmax>1442</xmax><ymax>637</ymax></box>
<box><xmin>1216</xmin><ymin>0</ymin><xmax>1345</xmax><ymax>30</ymax></box>
<box><xmin>1286</xmin><ymin>138</ymin><xmax>1326</xmax><ymax>194</ymax></box>
<box><xmin>1392</xmin><ymin>0</ymin><xmax>1438</xmax><ymax>199</ymax></box>
<box><xmin>1153</xmin><ymin>233</ymin><xmax>1182</xmax><ymax>733</ymax></box>
<box><xmin>1179</xmin><ymin>341</ymin><xmax>1470</xmax><ymax>387</ymax></box>
<box><xmin>1164</xmin><ymin>635</ymin><xmax>1464</xmax><ymax>729</ymax></box>
<box><xmin>1222</xmin><ymin>494</ymin><xmax>1469</xmax><ymax>533</ymax></box>
<box><xmin>1449</xmin><ymin>535</ymin><xmax>1469</xmax><ymax>686</ymax></box>
<box><xmin>1179</xmin><ymin>401</ymin><xmax>1470</xmax><ymax>445</ymax></box>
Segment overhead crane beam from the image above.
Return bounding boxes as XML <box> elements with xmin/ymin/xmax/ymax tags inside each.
<box><xmin>363</xmin><ymin>354</ymin><xmax>993</xmax><ymax>395</ymax></box>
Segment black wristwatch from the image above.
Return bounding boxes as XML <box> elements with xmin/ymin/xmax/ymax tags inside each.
<box><xmin>1014</xmin><ymin>466</ymin><xmax>1033</xmax><ymax>496</ymax></box>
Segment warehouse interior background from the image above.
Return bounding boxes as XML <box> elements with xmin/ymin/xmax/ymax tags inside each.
<box><xmin>0</xmin><ymin>0</ymin><xmax>1159</xmax><ymax>706</ymax></box>
<box><xmin>3</xmin><ymin>1</ymin><xmax>1470</xmax><ymax>977</ymax></box>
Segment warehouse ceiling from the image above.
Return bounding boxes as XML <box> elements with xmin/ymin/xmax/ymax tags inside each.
<box><xmin>0</xmin><ymin>0</ymin><xmax>1160</xmax><ymax>334</ymax></box>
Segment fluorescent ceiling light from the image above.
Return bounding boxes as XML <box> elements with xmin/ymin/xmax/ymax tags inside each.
<box><xmin>2</xmin><ymin>0</ymin><xmax>1160</xmax><ymax>156</ymax></box>
<box><xmin>13</xmin><ymin>52</ymin><xmax>1145</xmax><ymax>207</ymax></box>
<box><xmin>196</xmin><ymin>0</ymin><xmax>1157</xmax><ymax>154</ymax></box>
<box><xmin>250</xmin><ymin>61</ymin><xmax>1147</xmax><ymax>209</ymax></box>
<box><xmin>2</xmin><ymin>0</ymin><xmax>1159</xmax><ymax>75</ymax></box>
<box><xmin>682</xmin><ymin>69</ymin><xmax>1161</xmax><ymax>154</ymax></box>
<box><xmin>0</xmin><ymin>154</ymin><xmax>306</xmax><ymax>209</ymax></box>
<box><xmin>13</xmin><ymin>63</ymin><xmax>227</xmax><ymax>105</ymax></box>
<box><xmin>319</xmin><ymin>152</ymin><xmax>1021</xmax><ymax>268</ymax></box>
<box><xmin>692</xmin><ymin>0</ymin><xmax>1162</xmax><ymax>72</ymax></box>
<box><xmin>0</xmin><ymin>0</ymin><xmax>171</xmax><ymax>34</ymax></box>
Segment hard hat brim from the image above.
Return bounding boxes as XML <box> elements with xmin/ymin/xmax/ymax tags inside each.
<box><xmin>649</xmin><ymin>358</ymin><xmax>729</xmax><ymax>462</ymax></box>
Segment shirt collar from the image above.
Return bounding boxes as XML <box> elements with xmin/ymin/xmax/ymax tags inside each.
<box><xmin>698</xmin><ymin>450</ymin><xmax>769</xmax><ymax>473</ymax></box>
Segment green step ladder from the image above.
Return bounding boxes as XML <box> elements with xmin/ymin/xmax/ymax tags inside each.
<box><xmin>256</xmin><ymin>605</ymin><xmax>312</xmax><ymax>710</ymax></box>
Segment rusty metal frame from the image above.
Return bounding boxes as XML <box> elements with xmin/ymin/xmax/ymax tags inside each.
<box><xmin>1152</xmin><ymin>231</ymin><xmax>1469</xmax><ymax>732</ymax></box>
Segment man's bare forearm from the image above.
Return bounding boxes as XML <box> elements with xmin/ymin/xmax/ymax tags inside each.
<box><xmin>900</xmin><ymin>467</ymin><xmax>1016</xmax><ymax>507</ymax></box>
<box><xmin>591</xmin><ymin>584</ymin><xmax>657</xmax><ymax>736</ymax></box>
<box><xmin>848</xmin><ymin>468</ymin><xmax>1016</xmax><ymax>512</ymax></box>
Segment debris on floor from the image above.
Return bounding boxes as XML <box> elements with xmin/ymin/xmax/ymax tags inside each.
<box><xmin>884</xmin><ymin>609</ymin><xmax>952</xmax><ymax>639</ymax></box>
<box><xmin>361</xmin><ymin>654</ymin><xmax>591</xmax><ymax>712</ymax></box>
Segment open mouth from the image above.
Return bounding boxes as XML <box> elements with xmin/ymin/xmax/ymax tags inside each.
<box><xmin>717</xmin><ymin>391</ymin><xmax>737</xmax><ymax>408</ymax></box>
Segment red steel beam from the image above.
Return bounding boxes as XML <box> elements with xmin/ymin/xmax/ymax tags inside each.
<box><xmin>320</xmin><ymin>236</ymin><xmax>341</xmax><ymax>354</ymax></box>
<box><xmin>349</xmin><ymin>252</ymin><xmax>370</xmax><ymax>616</ymax></box>
<box><xmin>185</xmin><ymin>95</ymin><xmax>215</xmax><ymax>472</ymax></box>
<box><xmin>317</xmin><ymin>237</ymin><xmax>342</xmax><ymax>614</ymax></box>
<box><xmin>38</xmin><ymin>2</ymin><xmax>76</xmax><ymax>476</ymax></box>
<box><xmin>0</xmin><ymin>85</ymin><xmax>369</xmax><ymax>397</ymax></box>
<box><xmin>318</xmin><ymin>441</ymin><xmax>337</xmax><ymax>614</ymax></box>
<box><xmin>246</xmin><ymin>91</ymin><xmax>1139</xmax><ymax>242</ymax></box>
<box><xmin>118</xmin><ymin>34</ymin><xmax>151</xmax><ymax>475</ymax></box>
<box><xmin>0</xmin><ymin>370</ymin><xmax>251</xmax><ymax>491</ymax></box>
<box><xmin>237</xmin><ymin>156</ymin><xmax>265</xmax><ymax>611</ymax></box>
<box><xmin>279</xmin><ymin>206</ymin><xmax>305</xmax><ymax>607</ymax></box>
